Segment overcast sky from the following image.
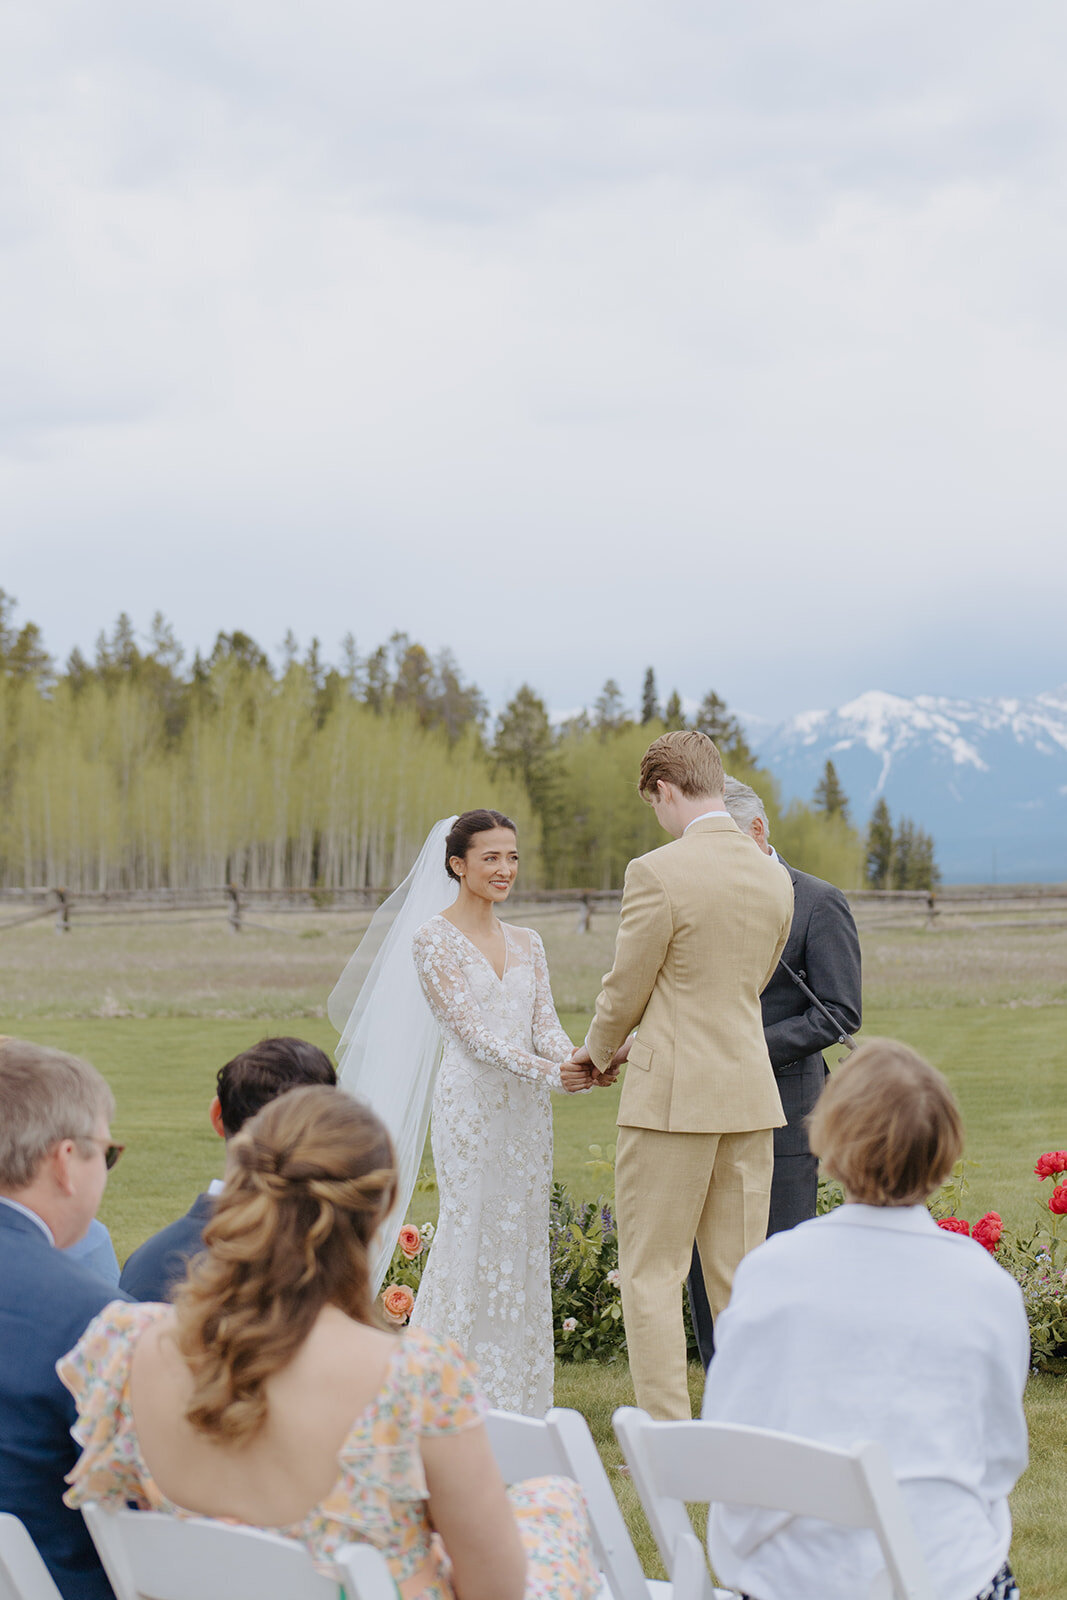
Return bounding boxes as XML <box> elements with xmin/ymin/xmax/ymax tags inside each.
<box><xmin>3</xmin><ymin>1</ymin><xmax>1066</xmax><ymax>725</ymax></box>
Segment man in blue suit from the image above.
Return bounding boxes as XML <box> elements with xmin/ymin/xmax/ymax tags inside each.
<box><xmin>120</xmin><ymin>1036</ymin><xmax>336</xmax><ymax>1302</ymax></box>
<box><xmin>0</xmin><ymin>1037</ymin><xmax>129</xmax><ymax>1600</ymax></box>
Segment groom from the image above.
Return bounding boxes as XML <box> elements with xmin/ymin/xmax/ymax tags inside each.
<box><xmin>565</xmin><ymin>731</ymin><xmax>793</xmax><ymax>1418</ymax></box>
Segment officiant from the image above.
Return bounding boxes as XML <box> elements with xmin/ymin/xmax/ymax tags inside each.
<box><xmin>688</xmin><ymin>776</ymin><xmax>862</xmax><ymax>1367</ymax></box>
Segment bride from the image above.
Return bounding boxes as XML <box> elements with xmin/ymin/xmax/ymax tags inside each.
<box><xmin>328</xmin><ymin>810</ymin><xmax>579</xmax><ymax>1416</ymax></box>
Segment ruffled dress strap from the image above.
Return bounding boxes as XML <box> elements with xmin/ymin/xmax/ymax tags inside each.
<box><xmin>57</xmin><ymin>1299</ymin><xmax>170</xmax><ymax>1509</ymax></box>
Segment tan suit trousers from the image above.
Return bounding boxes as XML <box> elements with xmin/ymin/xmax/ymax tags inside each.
<box><xmin>615</xmin><ymin>1123</ymin><xmax>774</xmax><ymax>1419</ymax></box>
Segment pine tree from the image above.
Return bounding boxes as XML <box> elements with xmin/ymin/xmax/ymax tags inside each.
<box><xmin>813</xmin><ymin>759</ymin><xmax>849</xmax><ymax>822</ymax></box>
<box><xmin>693</xmin><ymin>689</ymin><xmax>755</xmax><ymax>766</ymax></box>
<box><xmin>865</xmin><ymin>798</ymin><xmax>894</xmax><ymax>888</ymax></box>
<box><xmin>493</xmin><ymin>686</ymin><xmax>559</xmax><ymax>814</ymax></box>
<box><xmin>593</xmin><ymin>678</ymin><xmax>628</xmax><ymax>734</ymax></box>
<box><xmin>891</xmin><ymin>818</ymin><xmax>916</xmax><ymax>889</ymax></box>
<box><xmin>663</xmin><ymin>690</ymin><xmax>686</xmax><ymax>730</ymax></box>
<box><xmin>640</xmin><ymin>667</ymin><xmax>660</xmax><ymax>725</ymax></box>
<box><xmin>909</xmin><ymin>827</ymin><xmax>941</xmax><ymax>890</ymax></box>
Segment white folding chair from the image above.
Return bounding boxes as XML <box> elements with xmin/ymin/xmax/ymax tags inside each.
<box><xmin>613</xmin><ymin>1408</ymin><xmax>936</xmax><ymax>1600</ymax></box>
<box><xmin>0</xmin><ymin>1517</ymin><xmax>64</xmax><ymax>1600</ymax></box>
<box><xmin>81</xmin><ymin>1505</ymin><xmax>395</xmax><ymax>1600</ymax></box>
<box><xmin>486</xmin><ymin>1406</ymin><xmax>731</xmax><ymax>1600</ymax></box>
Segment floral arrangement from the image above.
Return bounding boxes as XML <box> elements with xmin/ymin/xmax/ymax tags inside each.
<box><xmin>379</xmin><ymin>1220</ymin><xmax>433</xmax><ymax>1325</ymax></box>
<box><xmin>379</xmin><ymin>1148</ymin><xmax>1066</xmax><ymax>1374</ymax></box>
<box><xmin>820</xmin><ymin>1149</ymin><xmax>1067</xmax><ymax>1373</ymax></box>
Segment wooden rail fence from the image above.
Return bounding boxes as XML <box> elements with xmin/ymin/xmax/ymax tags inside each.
<box><xmin>2</xmin><ymin>884</ymin><xmax>1067</xmax><ymax>936</ymax></box>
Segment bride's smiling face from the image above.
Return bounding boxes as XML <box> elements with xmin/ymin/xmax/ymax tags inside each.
<box><xmin>451</xmin><ymin>828</ymin><xmax>519</xmax><ymax>903</ymax></box>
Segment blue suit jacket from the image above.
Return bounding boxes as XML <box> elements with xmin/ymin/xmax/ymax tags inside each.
<box><xmin>0</xmin><ymin>1205</ymin><xmax>130</xmax><ymax>1600</ymax></box>
<box><xmin>119</xmin><ymin>1193</ymin><xmax>214</xmax><ymax>1303</ymax></box>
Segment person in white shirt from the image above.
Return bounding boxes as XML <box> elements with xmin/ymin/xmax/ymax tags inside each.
<box><xmin>702</xmin><ymin>1037</ymin><xmax>1029</xmax><ymax>1600</ymax></box>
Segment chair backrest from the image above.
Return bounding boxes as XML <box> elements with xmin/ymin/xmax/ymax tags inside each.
<box><xmin>486</xmin><ymin>1407</ymin><xmax>652</xmax><ymax>1600</ymax></box>
<box><xmin>0</xmin><ymin>1517</ymin><xmax>65</xmax><ymax>1600</ymax></box>
<box><xmin>80</xmin><ymin>1506</ymin><xmax>395</xmax><ymax>1600</ymax></box>
<box><xmin>613</xmin><ymin>1409</ymin><xmax>936</xmax><ymax>1600</ymax></box>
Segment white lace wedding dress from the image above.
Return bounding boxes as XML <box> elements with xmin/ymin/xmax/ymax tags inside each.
<box><xmin>410</xmin><ymin>915</ymin><xmax>574</xmax><ymax>1415</ymax></box>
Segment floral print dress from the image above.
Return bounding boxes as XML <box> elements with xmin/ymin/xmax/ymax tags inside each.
<box><xmin>411</xmin><ymin>917</ymin><xmax>575</xmax><ymax>1415</ymax></box>
<box><xmin>58</xmin><ymin>1303</ymin><xmax>598</xmax><ymax>1600</ymax></box>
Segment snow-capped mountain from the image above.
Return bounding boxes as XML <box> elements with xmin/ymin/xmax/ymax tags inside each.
<box><xmin>752</xmin><ymin>688</ymin><xmax>1067</xmax><ymax>884</ymax></box>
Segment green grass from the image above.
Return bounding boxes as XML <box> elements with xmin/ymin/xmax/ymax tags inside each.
<box><xmin>2</xmin><ymin>903</ymin><xmax>1065</xmax><ymax>1591</ymax></box>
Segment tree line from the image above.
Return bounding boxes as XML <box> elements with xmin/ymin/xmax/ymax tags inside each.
<box><xmin>0</xmin><ymin>592</ymin><xmax>934</xmax><ymax>893</ymax></box>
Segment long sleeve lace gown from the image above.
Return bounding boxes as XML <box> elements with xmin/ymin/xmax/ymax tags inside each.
<box><xmin>411</xmin><ymin>916</ymin><xmax>574</xmax><ymax>1415</ymax></box>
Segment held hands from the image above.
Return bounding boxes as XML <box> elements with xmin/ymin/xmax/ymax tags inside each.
<box><xmin>560</xmin><ymin>1038</ymin><xmax>631</xmax><ymax>1092</ymax></box>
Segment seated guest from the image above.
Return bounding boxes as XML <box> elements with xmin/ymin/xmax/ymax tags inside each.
<box><xmin>60</xmin><ymin>1088</ymin><xmax>599</xmax><ymax>1600</ymax></box>
<box><xmin>0</xmin><ymin>1037</ymin><xmax>129</xmax><ymax>1600</ymax></box>
<box><xmin>64</xmin><ymin>1218</ymin><xmax>121</xmax><ymax>1285</ymax></box>
<box><xmin>702</xmin><ymin>1038</ymin><xmax>1029</xmax><ymax>1600</ymax></box>
<box><xmin>120</xmin><ymin>1036</ymin><xmax>336</xmax><ymax>1301</ymax></box>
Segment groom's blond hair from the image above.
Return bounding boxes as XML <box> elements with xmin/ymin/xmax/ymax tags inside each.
<box><xmin>639</xmin><ymin>730</ymin><xmax>724</xmax><ymax>801</ymax></box>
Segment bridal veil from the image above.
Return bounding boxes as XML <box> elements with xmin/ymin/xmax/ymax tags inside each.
<box><xmin>327</xmin><ymin>817</ymin><xmax>457</xmax><ymax>1291</ymax></box>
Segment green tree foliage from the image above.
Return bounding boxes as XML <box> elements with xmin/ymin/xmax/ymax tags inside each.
<box><xmin>0</xmin><ymin>603</ymin><xmax>873</xmax><ymax>895</ymax></box>
<box><xmin>640</xmin><ymin>667</ymin><xmax>660</xmax><ymax>725</ymax></box>
<box><xmin>693</xmin><ymin>688</ymin><xmax>755</xmax><ymax>767</ymax></box>
<box><xmin>0</xmin><ymin>608</ymin><xmax>526</xmax><ymax>893</ymax></box>
<box><xmin>492</xmin><ymin>686</ymin><xmax>561</xmax><ymax>828</ymax></box>
<box><xmin>662</xmin><ymin>689</ymin><xmax>686</xmax><ymax>730</ymax></box>
<box><xmin>865</xmin><ymin>798</ymin><xmax>894</xmax><ymax>888</ymax></box>
<box><xmin>592</xmin><ymin>678</ymin><xmax>629</xmax><ymax>735</ymax></box>
<box><xmin>813</xmin><ymin>759</ymin><xmax>849</xmax><ymax>822</ymax></box>
<box><xmin>864</xmin><ymin>798</ymin><xmax>940</xmax><ymax>891</ymax></box>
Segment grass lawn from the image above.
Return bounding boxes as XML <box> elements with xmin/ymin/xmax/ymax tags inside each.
<box><xmin>1</xmin><ymin>906</ymin><xmax>1064</xmax><ymax>1590</ymax></box>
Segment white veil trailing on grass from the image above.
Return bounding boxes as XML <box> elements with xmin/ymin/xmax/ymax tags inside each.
<box><xmin>327</xmin><ymin>817</ymin><xmax>458</xmax><ymax>1293</ymax></box>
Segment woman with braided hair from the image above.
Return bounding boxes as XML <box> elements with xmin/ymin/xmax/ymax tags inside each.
<box><xmin>57</xmin><ymin>1088</ymin><xmax>598</xmax><ymax>1600</ymax></box>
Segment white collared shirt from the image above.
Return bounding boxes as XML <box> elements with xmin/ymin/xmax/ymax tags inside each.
<box><xmin>683</xmin><ymin>809</ymin><xmax>731</xmax><ymax>832</ymax></box>
<box><xmin>0</xmin><ymin>1194</ymin><xmax>55</xmax><ymax>1245</ymax></box>
<box><xmin>703</xmin><ymin>1204</ymin><xmax>1029</xmax><ymax>1600</ymax></box>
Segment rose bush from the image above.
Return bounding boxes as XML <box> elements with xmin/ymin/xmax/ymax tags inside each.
<box><xmin>911</xmin><ymin>1150</ymin><xmax>1067</xmax><ymax>1373</ymax></box>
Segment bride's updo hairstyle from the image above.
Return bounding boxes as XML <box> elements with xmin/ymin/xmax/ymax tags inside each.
<box><xmin>172</xmin><ymin>1085</ymin><xmax>397</xmax><ymax>1444</ymax></box>
<box><xmin>808</xmin><ymin>1038</ymin><xmax>963</xmax><ymax>1208</ymax></box>
<box><xmin>445</xmin><ymin>809</ymin><xmax>516</xmax><ymax>882</ymax></box>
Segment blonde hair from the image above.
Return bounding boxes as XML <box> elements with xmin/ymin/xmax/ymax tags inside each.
<box><xmin>0</xmin><ymin>1037</ymin><xmax>115</xmax><ymax>1190</ymax></box>
<box><xmin>638</xmin><ymin>730</ymin><xmax>724</xmax><ymax>801</ymax></box>
<box><xmin>808</xmin><ymin>1038</ymin><xmax>963</xmax><ymax>1207</ymax></box>
<box><xmin>172</xmin><ymin>1086</ymin><xmax>397</xmax><ymax>1444</ymax></box>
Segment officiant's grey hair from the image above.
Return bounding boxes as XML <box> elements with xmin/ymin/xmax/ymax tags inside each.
<box><xmin>723</xmin><ymin>777</ymin><xmax>769</xmax><ymax>838</ymax></box>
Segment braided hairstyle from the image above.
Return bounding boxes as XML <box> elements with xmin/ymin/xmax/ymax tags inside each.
<box><xmin>172</xmin><ymin>1085</ymin><xmax>397</xmax><ymax>1444</ymax></box>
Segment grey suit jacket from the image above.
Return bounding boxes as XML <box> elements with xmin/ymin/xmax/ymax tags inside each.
<box><xmin>762</xmin><ymin>860</ymin><xmax>862</xmax><ymax>1155</ymax></box>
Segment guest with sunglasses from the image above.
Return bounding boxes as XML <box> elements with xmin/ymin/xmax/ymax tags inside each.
<box><xmin>0</xmin><ymin>1036</ymin><xmax>130</xmax><ymax>1600</ymax></box>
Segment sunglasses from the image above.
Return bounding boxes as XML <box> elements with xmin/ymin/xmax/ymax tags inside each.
<box><xmin>74</xmin><ymin>1136</ymin><xmax>125</xmax><ymax>1170</ymax></box>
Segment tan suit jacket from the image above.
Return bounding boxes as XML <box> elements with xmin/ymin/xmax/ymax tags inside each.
<box><xmin>586</xmin><ymin>815</ymin><xmax>794</xmax><ymax>1134</ymax></box>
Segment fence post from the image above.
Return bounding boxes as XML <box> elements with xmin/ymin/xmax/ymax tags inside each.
<box><xmin>226</xmin><ymin>884</ymin><xmax>242</xmax><ymax>933</ymax></box>
<box><xmin>576</xmin><ymin>895</ymin><xmax>592</xmax><ymax>934</ymax></box>
<box><xmin>54</xmin><ymin>888</ymin><xmax>71</xmax><ymax>934</ymax></box>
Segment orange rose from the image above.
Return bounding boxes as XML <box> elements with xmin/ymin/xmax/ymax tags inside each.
<box><xmin>398</xmin><ymin>1224</ymin><xmax>423</xmax><ymax>1259</ymax></box>
<box><xmin>382</xmin><ymin>1284</ymin><xmax>415</xmax><ymax>1325</ymax></box>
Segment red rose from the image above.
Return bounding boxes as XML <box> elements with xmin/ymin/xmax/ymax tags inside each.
<box><xmin>972</xmin><ymin>1213</ymin><xmax>1003</xmax><ymax>1254</ymax></box>
<box><xmin>398</xmin><ymin>1224</ymin><xmax>423</xmax><ymax>1259</ymax></box>
<box><xmin>1048</xmin><ymin>1182</ymin><xmax>1067</xmax><ymax>1217</ymax></box>
<box><xmin>1034</xmin><ymin>1151</ymin><xmax>1067</xmax><ymax>1181</ymax></box>
<box><xmin>936</xmin><ymin>1216</ymin><xmax>971</xmax><ymax>1236</ymax></box>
